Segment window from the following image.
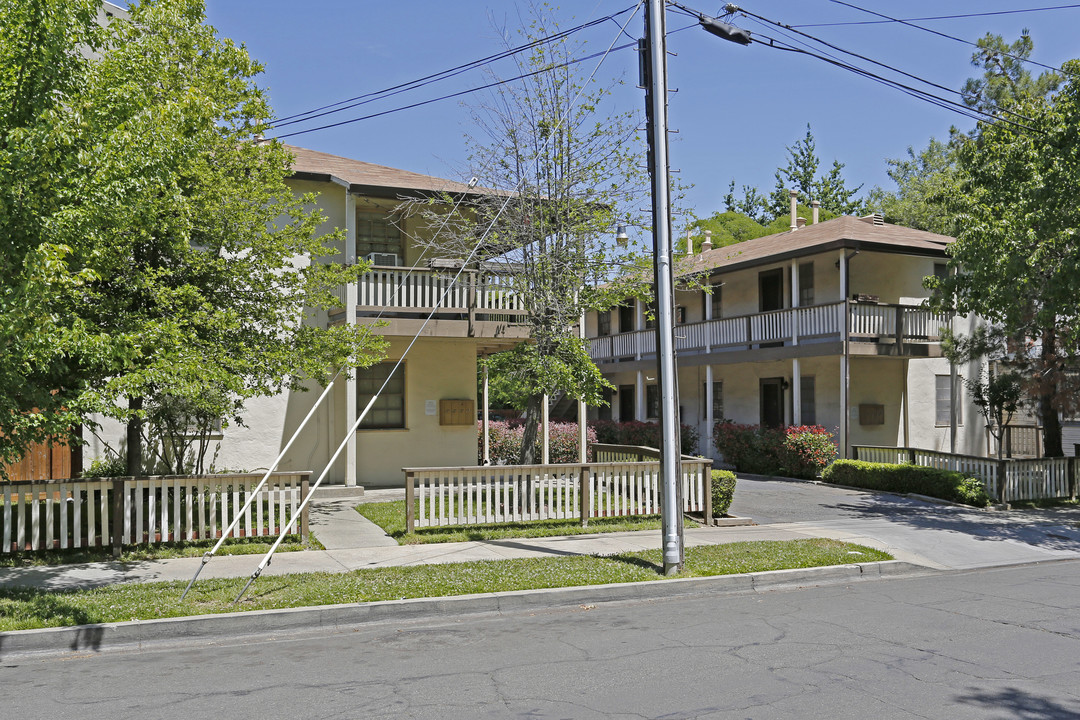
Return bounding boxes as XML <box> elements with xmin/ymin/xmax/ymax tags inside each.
<box><xmin>710</xmin><ymin>282</ymin><xmax>723</xmax><ymax>319</ymax></box>
<box><xmin>798</xmin><ymin>263</ymin><xmax>814</xmax><ymax>306</ymax></box>
<box><xmin>357</xmin><ymin>362</ymin><xmax>405</xmax><ymax>429</ymax></box>
<box><xmin>618</xmin><ymin>303</ymin><xmax>635</xmax><ymax>333</ymax></box>
<box><xmin>598</xmin><ymin>387</ymin><xmax>613</xmax><ymax>421</ymax></box>
<box><xmin>646</xmin><ymin>384</ymin><xmax>659</xmax><ymax>419</ymax></box>
<box><xmin>933</xmin><ymin>262</ymin><xmax>949</xmax><ymax>282</ymax></box>
<box><xmin>598</xmin><ymin>310</ymin><xmax>611</xmax><ymax>337</ymax></box>
<box><xmin>935</xmin><ymin>374</ymin><xmax>961</xmax><ymax>426</ymax></box>
<box><xmin>800</xmin><ymin>376</ymin><xmax>816</xmax><ymax>425</ymax></box>
<box><xmin>357</xmin><ymin>212</ymin><xmax>402</xmax><ymax>258</ymax></box>
<box><xmin>704</xmin><ymin>381</ymin><xmax>723</xmax><ymax>421</ymax></box>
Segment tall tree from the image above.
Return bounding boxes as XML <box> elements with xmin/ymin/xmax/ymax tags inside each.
<box><xmin>0</xmin><ymin>0</ymin><xmax>387</xmax><ymax>474</ymax></box>
<box><xmin>866</xmin><ymin>138</ymin><xmax>959</xmax><ymax>235</ymax></box>
<box><xmin>961</xmin><ymin>31</ymin><xmax>1061</xmax><ymax>118</ymax></box>
<box><xmin>931</xmin><ymin>60</ymin><xmax>1080</xmax><ymax>456</ymax></box>
<box><xmin>768</xmin><ymin>125</ymin><xmax>864</xmax><ymax>218</ymax></box>
<box><xmin>411</xmin><ymin>7</ymin><xmax>648</xmax><ymax>464</ymax></box>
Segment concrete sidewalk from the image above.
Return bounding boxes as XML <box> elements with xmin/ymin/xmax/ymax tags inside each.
<box><xmin>3</xmin><ymin>489</ymin><xmax>1080</xmax><ymax>592</ymax></box>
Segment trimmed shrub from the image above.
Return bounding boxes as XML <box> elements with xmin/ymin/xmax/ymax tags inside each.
<box><xmin>713</xmin><ymin>422</ymin><xmax>837</xmax><ymax>479</ymax></box>
<box><xmin>821</xmin><ymin>460</ymin><xmax>992</xmax><ymax>507</ymax></box>
<box><xmin>589</xmin><ymin>420</ymin><xmax>699</xmax><ymax>454</ymax></box>
<box><xmin>479</xmin><ymin>420</ymin><xmax>596</xmax><ymax>465</ymax></box>
<box><xmin>711</xmin><ymin>469</ymin><xmax>737</xmax><ymax>517</ymax></box>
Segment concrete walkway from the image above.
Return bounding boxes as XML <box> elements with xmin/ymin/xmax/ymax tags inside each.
<box><xmin>2</xmin><ymin>485</ymin><xmax>1079</xmax><ymax>593</ymax></box>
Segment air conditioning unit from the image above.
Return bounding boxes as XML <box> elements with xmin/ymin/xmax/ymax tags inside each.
<box><xmin>365</xmin><ymin>252</ymin><xmax>399</xmax><ymax>267</ymax></box>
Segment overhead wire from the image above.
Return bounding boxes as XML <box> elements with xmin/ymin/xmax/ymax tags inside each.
<box><xmin>793</xmin><ymin>4</ymin><xmax>1080</xmax><ymax>28</ymax></box>
<box><xmin>271</xmin><ymin>6</ymin><xmax>638</xmax><ymax>128</ymax></box>
<box><xmin>821</xmin><ymin>0</ymin><xmax>1069</xmax><ymax>75</ymax></box>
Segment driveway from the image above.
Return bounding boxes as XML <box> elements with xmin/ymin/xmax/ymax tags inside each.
<box><xmin>728</xmin><ymin>474</ymin><xmax>1080</xmax><ymax>570</ymax></box>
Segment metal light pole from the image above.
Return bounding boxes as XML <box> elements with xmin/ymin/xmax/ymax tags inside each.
<box><xmin>643</xmin><ymin>0</ymin><xmax>683</xmax><ymax>575</ymax></box>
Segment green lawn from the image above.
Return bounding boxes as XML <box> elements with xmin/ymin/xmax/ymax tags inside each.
<box><xmin>0</xmin><ymin>535</ymin><xmax>318</xmax><ymax>568</ymax></box>
<box><xmin>0</xmin><ymin>539</ymin><xmax>892</xmax><ymax>631</ymax></box>
<box><xmin>355</xmin><ymin>500</ymin><xmax>698</xmax><ymax>544</ymax></box>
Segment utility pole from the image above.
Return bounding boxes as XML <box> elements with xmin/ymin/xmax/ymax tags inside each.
<box><xmin>643</xmin><ymin>0</ymin><xmax>683</xmax><ymax>575</ymax></box>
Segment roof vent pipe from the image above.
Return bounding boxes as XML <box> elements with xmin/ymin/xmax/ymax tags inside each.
<box><xmin>796</xmin><ymin>217</ymin><xmax>807</xmax><ymax>229</ymax></box>
<box><xmin>686</xmin><ymin>228</ymin><xmax>694</xmax><ymax>255</ymax></box>
<box><xmin>811</xmin><ymin>200</ymin><xmax>820</xmax><ymax>225</ymax></box>
<box><xmin>702</xmin><ymin>230</ymin><xmax>713</xmax><ymax>253</ymax></box>
<box><xmin>789</xmin><ymin>189</ymin><xmax>799</xmax><ymax>231</ymax></box>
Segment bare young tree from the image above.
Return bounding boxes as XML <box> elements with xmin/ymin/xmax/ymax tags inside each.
<box><xmin>409</xmin><ymin>6</ymin><xmax>651</xmax><ymax>464</ymax></box>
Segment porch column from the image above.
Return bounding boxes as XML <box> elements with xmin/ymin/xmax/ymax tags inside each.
<box><xmin>542</xmin><ymin>393</ymin><xmax>550</xmax><ymax>465</ymax></box>
<box><xmin>791</xmin><ymin>258</ymin><xmax>801</xmax><ymax>426</ymax></box>
<box><xmin>839</xmin><ymin>250</ymin><xmax>850</xmax><ymax>458</ymax></box>
<box><xmin>636</xmin><ymin>370</ymin><xmax>646</xmax><ymax>422</ymax></box>
<box><xmin>344</xmin><ymin>191</ymin><xmax>358</xmax><ymax>486</ymax></box>
<box><xmin>704</xmin><ymin>365</ymin><xmax>714</xmax><ymax>456</ymax></box>
<box><xmin>482</xmin><ymin>363</ymin><xmax>491</xmax><ymax>465</ymax></box>
<box><xmin>901</xmin><ymin>358</ymin><xmax>911</xmax><ymax>448</ymax></box>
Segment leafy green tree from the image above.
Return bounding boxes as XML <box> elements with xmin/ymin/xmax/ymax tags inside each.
<box><xmin>961</xmin><ymin>31</ymin><xmax>1061</xmax><ymax>118</ymax></box>
<box><xmin>688</xmin><ymin>210</ymin><xmax>767</xmax><ymax>248</ymax></box>
<box><xmin>931</xmin><ymin>60</ymin><xmax>1080</xmax><ymax>456</ymax></box>
<box><xmin>0</xmin><ymin>0</ymin><xmax>387</xmax><ymax>474</ymax></box>
<box><xmin>768</xmin><ymin>125</ymin><xmax>864</xmax><ymax>218</ymax></box>
<box><xmin>722</xmin><ymin>181</ymin><xmax>770</xmax><ymax>224</ymax></box>
<box><xmin>411</xmin><ymin>8</ymin><xmax>649</xmax><ymax>464</ymax></box>
<box><xmin>866</xmin><ymin>139</ymin><xmax>959</xmax><ymax>235</ymax></box>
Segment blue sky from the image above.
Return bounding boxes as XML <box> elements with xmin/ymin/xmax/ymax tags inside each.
<box><xmin>192</xmin><ymin>1</ymin><xmax>1078</xmax><ymax>219</ymax></box>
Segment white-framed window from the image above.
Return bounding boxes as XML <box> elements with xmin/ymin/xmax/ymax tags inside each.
<box><xmin>935</xmin><ymin>374</ymin><xmax>961</xmax><ymax>426</ymax></box>
<box><xmin>358</xmin><ymin>362</ymin><xmax>406</xmax><ymax>429</ymax></box>
<box><xmin>357</xmin><ymin>212</ymin><xmax>402</xmax><ymax>258</ymax></box>
<box><xmin>798</xmin><ymin>262</ymin><xmax>814</xmax><ymax>306</ymax></box>
<box><xmin>598</xmin><ymin>310</ymin><xmax>611</xmax><ymax>336</ymax></box>
<box><xmin>704</xmin><ymin>380</ymin><xmax>723</xmax><ymax>421</ymax></box>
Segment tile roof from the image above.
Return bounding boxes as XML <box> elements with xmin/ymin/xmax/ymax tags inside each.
<box><xmin>678</xmin><ymin>215</ymin><xmax>953</xmax><ymax>277</ymax></box>
<box><xmin>284</xmin><ymin>144</ymin><xmax>499</xmax><ymax>197</ymax></box>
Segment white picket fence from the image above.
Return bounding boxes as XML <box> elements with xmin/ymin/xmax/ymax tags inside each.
<box><xmin>0</xmin><ymin>472</ymin><xmax>308</xmax><ymax>554</ymax></box>
<box><xmin>852</xmin><ymin>446</ymin><xmax>1078</xmax><ymax>503</ymax></box>
<box><xmin>404</xmin><ymin>457</ymin><xmax>713</xmax><ymax>530</ymax></box>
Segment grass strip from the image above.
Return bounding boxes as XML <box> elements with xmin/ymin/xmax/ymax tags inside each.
<box><xmin>0</xmin><ymin>539</ymin><xmax>891</xmax><ymax>631</ymax></box>
<box><xmin>356</xmin><ymin>500</ymin><xmax>697</xmax><ymax>544</ymax></box>
<box><xmin>0</xmin><ymin>535</ymin><xmax>318</xmax><ymax>568</ymax></box>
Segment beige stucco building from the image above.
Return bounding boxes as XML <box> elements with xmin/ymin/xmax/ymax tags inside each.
<box><xmin>584</xmin><ymin>209</ymin><xmax>989</xmax><ymax>460</ymax></box>
<box><xmin>87</xmin><ymin>146</ymin><xmax>528</xmax><ymax>487</ymax></box>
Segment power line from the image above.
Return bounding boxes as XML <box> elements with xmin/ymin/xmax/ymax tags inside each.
<box><xmin>272</xmin><ymin>6</ymin><xmax>637</xmax><ymax>129</ymax></box>
<box><xmin>822</xmin><ymin>0</ymin><xmax>1068</xmax><ymax>75</ymax></box>
<box><xmin>793</xmin><ymin>4</ymin><xmax>1080</xmax><ymax>28</ymax></box>
<box><xmin>734</xmin><ymin>7</ymin><xmax>1037</xmax><ymax>125</ymax></box>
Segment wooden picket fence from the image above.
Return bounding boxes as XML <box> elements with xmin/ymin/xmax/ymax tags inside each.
<box><xmin>852</xmin><ymin>446</ymin><xmax>1078</xmax><ymax>503</ymax></box>
<box><xmin>0</xmin><ymin>472</ymin><xmax>309</xmax><ymax>555</ymax></box>
<box><xmin>404</xmin><ymin>456</ymin><xmax>712</xmax><ymax>530</ymax></box>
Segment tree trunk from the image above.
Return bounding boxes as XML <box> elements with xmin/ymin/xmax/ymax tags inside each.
<box><xmin>1040</xmin><ymin>330</ymin><xmax>1064</xmax><ymax>457</ymax></box>
<box><xmin>518</xmin><ymin>393</ymin><xmax>543</xmax><ymax>465</ymax></box>
<box><xmin>126</xmin><ymin>395</ymin><xmax>143</xmax><ymax>475</ymax></box>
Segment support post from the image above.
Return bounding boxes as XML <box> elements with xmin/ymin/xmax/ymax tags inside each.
<box><xmin>579</xmin><ymin>466</ymin><xmax>590</xmax><ymax>528</ymax></box>
<box><xmin>645</xmin><ymin>0</ymin><xmax>683</xmax><ymax>574</ymax></box>
<box><xmin>482</xmin><ymin>364</ymin><xmax>491</xmax><ymax>465</ymax></box>
<box><xmin>702</xmin><ymin>460</ymin><xmax>713</xmax><ymax>525</ymax></box>
<box><xmin>704</xmin><ymin>365</ymin><xmax>714</xmax><ymax>456</ymax></box>
<box><xmin>405</xmin><ymin>471</ymin><xmax>416</xmax><ymax>533</ymax></box>
<box><xmin>839</xmin><ymin>250</ymin><xmax>850</xmax><ymax>458</ymax></box>
<box><xmin>344</xmin><ymin>191</ymin><xmax>359</xmax><ymax>487</ymax></box>
<box><xmin>542</xmin><ymin>394</ymin><xmax>550</xmax><ymax>465</ymax></box>
<box><xmin>111</xmin><ymin>478</ymin><xmax>124</xmax><ymax>558</ymax></box>
<box><xmin>579</xmin><ymin>309</ymin><xmax>588</xmax><ymax>463</ymax></box>
<box><xmin>300</xmin><ymin>474</ymin><xmax>310</xmax><ymax>543</ymax></box>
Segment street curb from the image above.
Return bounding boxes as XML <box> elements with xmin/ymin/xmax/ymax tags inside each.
<box><xmin>0</xmin><ymin>560</ymin><xmax>930</xmax><ymax>659</ymax></box>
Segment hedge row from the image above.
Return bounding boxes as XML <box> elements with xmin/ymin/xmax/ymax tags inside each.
<box><xmin>713</xmin><ymin>423</ymin><xmax>837</xmax><ymax>479</ymax></box>
<box><xmin>480</xmin><ymin>421</ymin><xmax>596</xmax><ymax>465</ymax></box>
<box><xmin>590</xmin><ymin>420</ymin><xmax>700</xmax><ymax>455</ymax></box>
<box><xmin>821</xmin><ymin>460</ymin><xmax>992</xmax><ymax>507</ymax></box>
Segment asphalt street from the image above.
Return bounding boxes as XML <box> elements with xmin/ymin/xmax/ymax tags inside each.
<box><xmin>5</xmin><ymin>558</ymin><xmax>1080</xmax><ymax>720</ymax></box>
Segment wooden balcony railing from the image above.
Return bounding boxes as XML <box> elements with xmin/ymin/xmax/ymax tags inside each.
<box><xmin>337</xmin><ymin>267</ymin><xmax>526</xmax><ymax>316</ymax></box>
<box><xmin>589</xmin><ymin>301</ymin><xmax>949</xmax><ymax>362</ymax></box>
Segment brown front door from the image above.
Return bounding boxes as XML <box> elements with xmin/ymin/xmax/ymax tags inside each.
<box><xmin>760</xmin><ymin>378</ymin><xmax>785</xmax><ymax>428</ymax></box>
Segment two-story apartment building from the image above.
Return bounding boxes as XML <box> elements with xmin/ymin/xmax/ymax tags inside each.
<box><xmin>585</xmin><ymin>205</ymin><xmax>988</xmax><ymax>459</ymax></box>
<box><xmin>86</xmin><ymin>146</ymin><xmax>528</xmax><ymax>487</ymax></box>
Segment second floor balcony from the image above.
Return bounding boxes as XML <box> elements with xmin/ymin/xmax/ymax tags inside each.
<box><xmin>588</xmin><ymin>301</ymin><xmax>950</xmax><ymax>363</ymax></box>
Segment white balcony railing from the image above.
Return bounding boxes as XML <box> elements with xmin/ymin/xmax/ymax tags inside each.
<box><xmin>589</xmin><ymin>301</ymin><xmax>949</xmax><ymax>361</ymax></box>
<box><xmin>338</xmin><ymin>267</ymin><xmax>526</xmax><ymax>315</ymax></box>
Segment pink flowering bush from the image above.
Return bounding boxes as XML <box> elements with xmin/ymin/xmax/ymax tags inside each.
<box><xmin>479</xmin><ymin>420</ymin><xmax>596</xmax><ymax>465</ymax></box>
<box><xmin>589</xmin><ymin>420</ymin><xmax>700</xmax><ymax>454</ymax></box>
<box><xmin>714</xmin><ymin>422</ymin><xmax>837</xmax><ymax>479</ymax></box>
